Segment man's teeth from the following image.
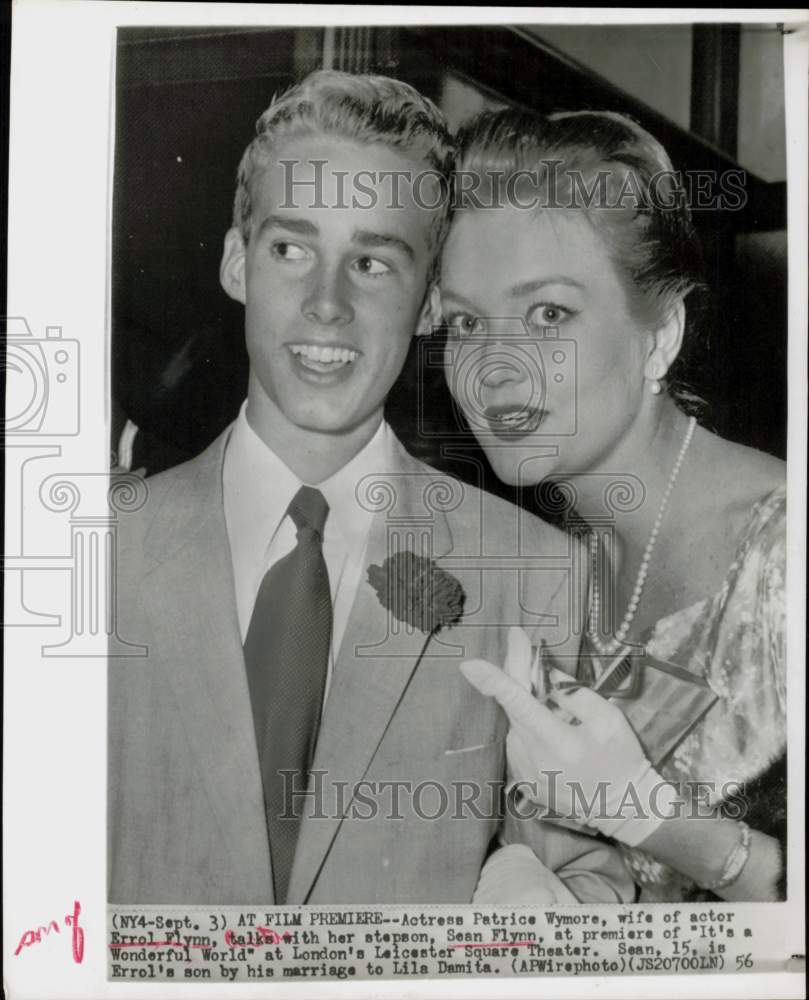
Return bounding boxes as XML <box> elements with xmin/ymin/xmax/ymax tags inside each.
<box><xmin>290</xmin><ymin>344</ymin><xmax>358</xmax><ymax>365</ymax></box>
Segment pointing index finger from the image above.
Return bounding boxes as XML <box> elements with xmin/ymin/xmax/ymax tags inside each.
<box><xmin>459</xmin><ymin>658</ymin><xmax>574</xmax><ymax>740</ymax></box>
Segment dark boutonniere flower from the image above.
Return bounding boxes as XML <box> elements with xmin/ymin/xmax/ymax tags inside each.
<box><xmin>367</xmin><ymin>552</ymin><xmax>465</xmax><ymax>634</ymax></box>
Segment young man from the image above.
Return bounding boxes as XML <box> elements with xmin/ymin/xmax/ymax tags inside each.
<box><xmin>108</xmin><ymin>71</ymin><xmax>632</xmax><ymax>905</ymax></box>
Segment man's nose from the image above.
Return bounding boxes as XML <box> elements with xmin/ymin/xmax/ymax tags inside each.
<box><xmin>302</xmin><ymin>266</ymin><xmax>354</xmax><ymax>326</ymax></box>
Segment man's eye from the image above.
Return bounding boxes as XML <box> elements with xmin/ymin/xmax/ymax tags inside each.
<box><xmin>445</xmin><ymin>313</ymin><xmax>481</xmax><ymax>337</ymax></box>
<box><xmin>272</xmin><ymin>241</ymin><xmax>309</xmax><ymax>261</ymax></box>
<box><xmin>527</xmin><ymin>302</ymin><xmax>571</xmax><ymax>327</ymax></box>
<box><xmin>353</xmin><ymin>256</ymin><xmax>391</xmax><ymax>276</ymax></box>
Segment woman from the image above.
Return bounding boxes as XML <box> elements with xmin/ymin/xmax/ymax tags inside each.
<box><xmin>440</xmin><ymin>108</ymin><xmax>786</xmax><ymax>902</ymax></box>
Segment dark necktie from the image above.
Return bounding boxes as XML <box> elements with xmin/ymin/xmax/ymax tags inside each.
<box><xmin>243</xmin><ymin>485</ymin><xmax>332</xmax><ymax>904</ymax></box>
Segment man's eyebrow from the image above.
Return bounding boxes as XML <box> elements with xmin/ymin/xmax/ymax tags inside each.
<box><xmin>508</xmin><ymin>276</ymin><xmax>585</xmax><ymax>297</ymax></box>
<box><xmin>257</xmin><ymin>214</ymin><xmax>319</xmax><ymax>237</ymax></box>
<box><xmin>352</xmin><ymin>229</ymin><xmax>415</xmax><ymax>262</ymax></box>
<box><xmin>254</xmin><ymin>217</ymin><xmax>416</xmax><ymax>262</ymax></box>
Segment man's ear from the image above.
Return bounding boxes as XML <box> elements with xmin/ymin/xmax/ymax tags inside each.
<box><xmin>220</xmin><ymin>227</ymin><xmax>247</xmax><ymax>304</ymax></box>
<box><xmin>415</xmin><ymin>284</ymin><xmax>443</xmax><ymax>337</ymax></box>
<box><xmin>645</xmin><ymin>298</ymin><xmax>685</xmax><ymax>381</ymax></box>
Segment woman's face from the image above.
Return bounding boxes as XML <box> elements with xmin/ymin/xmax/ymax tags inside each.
<box><xmin>440</xmin><ymin>206</ymin><xmax>654</xmax><ymax>486</ymax></box>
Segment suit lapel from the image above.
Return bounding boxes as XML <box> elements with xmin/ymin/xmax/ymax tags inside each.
<box><xmin>287</xmin><ymin>449</ymin><xmax>454</xmax><ymax>903</ymax></box>
<box><xmin>139</xmin><ymin>432</ymin><xmax>274</xmax><ymax>900</ymax></box>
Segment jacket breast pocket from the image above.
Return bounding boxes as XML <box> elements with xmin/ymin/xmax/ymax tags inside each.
<box><xmin>371</xmin><ymin>738</ymin><xmax>505</xmax><ymax>778</ymax></box>
<box><xmin>368</xmin><ymin>740</ymin><xmax>506</xmax><ymax>828</ymax></box>
<box><xmin>443</xmin><ymin>740</ymin><xmax>503</xmax><ymax>757</ymax></box>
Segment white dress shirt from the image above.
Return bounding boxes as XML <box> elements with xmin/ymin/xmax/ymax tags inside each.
<box><xmin>223</xmin><ymin>401</ymin><xmax>395</xmax><ymax>688</ymax></box>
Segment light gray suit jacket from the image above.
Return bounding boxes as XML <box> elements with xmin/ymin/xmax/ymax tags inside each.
<box><xmin>108</xmin><ymin>427</ymin><xmax>633</xmax><ymax>904</ymax></box>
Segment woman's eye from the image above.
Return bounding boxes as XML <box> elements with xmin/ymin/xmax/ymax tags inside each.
<box><xmin>528</xmin><ymin>302</ymin><xmax>571</xmax><ymax>328</ymax></box>
<box><xmin>272</xmin><ymin>241</ymin><xmax>309</xmax><ymax>261</ymax></box>
<box><xmin>353</xmin><ymin>256</ymin><xmax>391</xmax><ymax>276</ymax></box>
<box><xmin>445</xmin><ymin>313</ymin><xmax>481</xmax><ymax>337</ymax></box>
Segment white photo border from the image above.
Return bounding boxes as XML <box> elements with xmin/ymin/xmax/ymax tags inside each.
<box><xmin>5</xmin><ymin>5</ymin><xmax>807</xmax><ymax>999</ymax></box>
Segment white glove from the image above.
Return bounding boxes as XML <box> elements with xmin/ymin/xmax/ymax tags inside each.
<box><xmin>472</xmin><ymin>844</ymin><xmax>578</xmax><ymax>904</ymax></box>
<box><xmin>460</xmin><ymin>627</ymin><xmax>678</xmax><ymax>847</ymax></box>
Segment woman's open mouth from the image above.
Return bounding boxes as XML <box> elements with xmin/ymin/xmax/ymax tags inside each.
<box><xmin>483</xmin><ymin>403</ymin><xmax>545</xmax><ymax>436</ymax></box>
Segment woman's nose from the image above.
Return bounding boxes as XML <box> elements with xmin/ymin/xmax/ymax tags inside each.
<box><xmin>302</xmin><ymin>266</ymin><xmax>354</xmax><ymax>326</ymax></box>
<box><xmin>478</xmin><ymin>342</ymin><xmax>532</xmax><ymax>389</ymax></box>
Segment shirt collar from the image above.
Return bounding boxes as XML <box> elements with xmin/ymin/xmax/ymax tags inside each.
<box><xmin>223</xmin><ymin>400</ymin><xmax>395</xmax><ymax>553</ymax></box>
<box><xmin>318</xmin><ymin>417</ymin><xmax>394</xmax><ymax>552</ymax></box>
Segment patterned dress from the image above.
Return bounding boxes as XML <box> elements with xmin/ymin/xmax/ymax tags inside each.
<box><xmin>621</xmin><ymin>485</ymin><xmax>787</xmax><ymax>901</ymax></box>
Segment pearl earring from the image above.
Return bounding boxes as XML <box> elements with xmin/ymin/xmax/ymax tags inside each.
<box><xmin>647</xmin><ymin>363</ymin><xmax>664</xmax><ymax>395</ymax></box>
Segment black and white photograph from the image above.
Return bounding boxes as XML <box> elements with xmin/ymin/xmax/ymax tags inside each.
<box><xmin>4</xmin><ymin>5</ymin><xmax>806</xmax><ymax>999</ymax></box>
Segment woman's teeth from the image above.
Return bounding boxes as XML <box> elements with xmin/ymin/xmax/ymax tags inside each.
<box><xmin>497</xmin><ymin>410</ymin><xmax>529</xmax><ymax>427</ymax></box>
<box><xmin>484</xmin><ymin>405</ymin><xmax>544</xmax><ymax>433</ymax></box>
<box><xmin>290</xmin><ymin>344</ymin><xmax>359</xmax><ymax>371</ymax></box>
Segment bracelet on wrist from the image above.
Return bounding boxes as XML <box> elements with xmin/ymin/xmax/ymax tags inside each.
<box><xmin>698</xmin><ymin>820</ymin><xmax>752</xmax><ymax>892</ymax></box>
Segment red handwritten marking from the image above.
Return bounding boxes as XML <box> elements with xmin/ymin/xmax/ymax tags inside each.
<box><xmin>109</xmin><ymin>927</ymin><xmax>293</xmax><ymax>951</ymax></box>
<box><xmin>450</xmin><ymin>940</ymin><xmax>535</xmax><ymax>949</ymax></box>
<box><xmin>14</xmin><ymin>921</ymin><xmax>60</xmax><ymax>955</ymax></box>
<box><xmin>225</xmin><ymin>927</ymin><xmax>292</xmax><ymax>947</ymax></box>
<box><xmin>15</xmin><ymin>900</ymin><xmax>84</xmax><ymax>964</ymax></box>
<box><xmin>110</xmin><ymin>941</ymin><xmax>182</xmax><ymax>949</ymax></box>
<box><xmin>109</xmin><ymin>941</ymin><xmax>211</xmax><ymax>949</ymax></box>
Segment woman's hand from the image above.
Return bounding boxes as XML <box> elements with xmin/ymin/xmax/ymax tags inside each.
<box><xmin>471</xmin><ymin>844</ymin><xmax>578</xmax><ymax>904</ymax></box>
<box><xmin>460</xmin><ymin>627</ymin><xmax>676</xmax><ymax>845</ymax></box>
<box><xmin>462</xmin><ymin>628</ymin><xmax>781</xmax><ymax>898</ymax></box>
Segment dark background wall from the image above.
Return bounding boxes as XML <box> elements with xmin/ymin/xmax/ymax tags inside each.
<box><xmin>112</xmin><ymin>24</ymin><xmax>788</xmax><ymax>486</ymax></box>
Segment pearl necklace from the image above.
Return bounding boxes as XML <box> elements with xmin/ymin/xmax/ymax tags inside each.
<box><xmin>588</xmin><ymin>416</ymin><xmax>697</xmax><ymax>655</ymax></box>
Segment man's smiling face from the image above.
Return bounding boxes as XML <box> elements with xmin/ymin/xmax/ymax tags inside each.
<box><xmin>221</xmin><ymin>132</ymin><xmax>441</xmax><ymax>438</ymax></box>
